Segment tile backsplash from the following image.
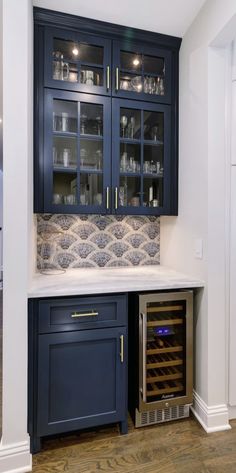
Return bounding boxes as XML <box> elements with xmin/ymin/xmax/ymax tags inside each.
<box><xmin>37</xmin><ymin>214</ymin><xmax>160</xmax><ymax>269</ymax></box>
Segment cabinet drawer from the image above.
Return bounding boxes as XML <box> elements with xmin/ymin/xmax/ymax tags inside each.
<box><xmin>38</xmin><ymin>294</ymin><xmax>127</xmax><ymax>333</ymax></box>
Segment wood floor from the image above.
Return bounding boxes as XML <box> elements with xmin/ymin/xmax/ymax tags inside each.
<box><xmin>32</xmin><ymin>416</ymin><xmax>236</xmax><ymax>473</ymax></box>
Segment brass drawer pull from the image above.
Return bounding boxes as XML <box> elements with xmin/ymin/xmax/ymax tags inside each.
<box><xmin>120</xmin><ymin>335</ymin><xmax>124</xmax><ymax>363</ymax></box>
<box><xmin>71</xmin><ymin>311</ymin><xmax>99</xmax><ymax>318</ymax></box>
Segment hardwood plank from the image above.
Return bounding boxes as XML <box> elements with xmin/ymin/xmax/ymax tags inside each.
<box><xmin>32</xmin><ymin>418</ymin><xmax>236</xmax><ymax>473</ymax></box>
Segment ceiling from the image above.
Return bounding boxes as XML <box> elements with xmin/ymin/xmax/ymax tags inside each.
<box><xmin>33</xmin><ymin>0</ymin><xmax>207</xmax><ymax>37</ymax></box>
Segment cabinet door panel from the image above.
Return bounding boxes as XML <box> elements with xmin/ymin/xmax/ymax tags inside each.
<box><xmin>43</xmin><ymin>89</ymin><xmax>111</xmax><ymax>214</ymax></box>
<box><xmin>37</xmin><ymin>327</ymin><xmax>127</xmax><ymax>436</ymax></box>
<box><xmin>112</xmin><ymin>98</ymin><xmax>172</xmax><ymax>215</ymax></box>
<box><xmin>44</xmin><ymin>27</ymin><xmax>112</xmax><ymax>96</ymax></box>
<box><xmin>112</xmin><ymin>40</ymin><xmax>171</xmax><ymax>104</ymax></box>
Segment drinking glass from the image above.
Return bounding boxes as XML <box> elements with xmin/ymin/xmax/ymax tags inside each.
<box><xmin>151</xmin><ymin>126</ymin><xmax>159</xmax><ymax>141</ymax></box>
<box><xmin>53</xmin><ymin>146</ymin><xmax>58</xmax><ymax>166</ymax></box>
<box><xmin>53</xmin><ymin>51</ymin><xmax>63</xmax><ymax>80</ymax></box>
<box><xmin>62</xmin><ymin>148</ymin><xmax>71</xmax><ymax>167</ymax></box>
<box><xmin>96</xmin><ymin>116</ymin><xmax>102</xmax><ymax>136</ymax></box>
<box><xmin>120</xmin><ymin>115</ymin><xmax>128</xmax><ymax>138</ymax></box>
<box><xmin>120</xmin><ymin>152</ymin><xmax>128</xmax><ymax>172</ymax></box>
<box><xmin>81</xmin><ymin>114</ymin><xmax>87</xmax><ymax>135</ymax></box>
<box><xmin>61</xmin><ymin>112</ymin><xmax>69</xmax><ymax>132</ymax></box>
<box><xmin>143</xmin><ymin>161</ymin><xmax>151</xmax><ymax>173</ymax></box>
<box><xmin>144</xmin><ymin>76</ymin><xmax>156</xmax><ymax>94</ymax></box>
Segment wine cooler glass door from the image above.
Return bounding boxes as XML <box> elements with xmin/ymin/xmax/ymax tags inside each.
<box><xmin>139</xmin><ymin>292</ymin><xmax>193</xmax><ymax>411</ymax></box>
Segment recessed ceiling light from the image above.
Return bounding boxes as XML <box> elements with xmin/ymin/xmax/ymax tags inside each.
<box><xmin>72</xmin><ymin>47</ymin><xmax>79</xmax><ymax>56</ymax></box>
<box><xmin>133</xmin><ymin>58</ymin><xmax>140</xmax><ymax>66</ymax></box>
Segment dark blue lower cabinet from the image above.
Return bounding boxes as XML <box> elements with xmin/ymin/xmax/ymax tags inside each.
<box><xmin>31</xmin><ymin>326</ymin><xmax>128</xmax><ymax>453</ymax></box>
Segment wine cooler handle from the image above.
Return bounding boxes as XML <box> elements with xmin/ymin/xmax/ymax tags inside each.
<box><xmin>140</xmin><ymin>312</ymin><xmax>147</xmax><ymax>403</ymax></box>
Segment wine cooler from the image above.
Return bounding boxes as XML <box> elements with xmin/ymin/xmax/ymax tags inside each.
<box><xmin>129</xmin><ymin>291</ymin><xmax>193</xmax><ymax>427</ymax></box>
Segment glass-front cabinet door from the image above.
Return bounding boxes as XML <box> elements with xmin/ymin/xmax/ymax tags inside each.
<box><xmin>139</xmin><ymin>292</ymin><xmax>193</xmax><ymax>411</ymax></box>
<box><xmin>44</xmin><ymin>89</ymin><xmax>111</xmax><ymax>213</ymax></box>
<box><xmin>44</xmin><ymin>28</ymin><xmax>111</xmax><ymax>95</ymax></box>
<box><xmin>112</xmin><ymin>41</ymin><xmax>171</xmax><ymax>104</ymax></box>
<box><xmin>112</xmin><ymin>99</ymin><xmax>171</xmax><ymax>215</ymax></box>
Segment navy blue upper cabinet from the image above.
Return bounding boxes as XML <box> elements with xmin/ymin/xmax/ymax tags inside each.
<box><xmin>43</xmin><ymin>90</ymin><xmax>111</xmax><ymax>214</ymax></box>
<box><xmin>44</xmin><ymin>27</ymin><xmax>112</xmax><ymax>96</ymax></box>
<box><xmin>112</xmin><ymin>40</ymin><xmax>172</xmax><ymax>104</ymax></box>
<box><xmin>112</xmin><ymin>99</ymin><xmax>171</xmax><ymax>215</ymax></box>
<box><xmin>34</xmin><ymin>8</ymin><xmax>181</xmax><ymax>215</ymax></box>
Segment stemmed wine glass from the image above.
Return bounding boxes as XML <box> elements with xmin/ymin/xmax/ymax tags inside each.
<box><xmin>96</xmin><ymin>116</ymin><xmax>102</xmax><ymax>136</ymax></box>
<box><xmin>129</xmin><ymin>116</ymin><xmax>135</xmax><ymax>139</ymax></box>
<box><xmin>80</xmin><ymin>114</ymin><xmax>87</xmax><ymax>135</ymax></box>
<box><xmin>120</xmin><ymin>115</ymin><xmax>128</xmax><ymax>138</ymax></box>
<box><xmin>151</xmin><ymin>125</ymin><xmax>159</xmax><ymax>141</ymax></box>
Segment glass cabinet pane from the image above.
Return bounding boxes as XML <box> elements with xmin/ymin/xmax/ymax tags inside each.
<box><xmin>80</xmin><ymin>173</ymin><xmax>103</xmax><ymax>206</ymax></box>
<box><xmin>143</xmin><ymin>177</ymin><xmax>163</xmax><ymax>208</ymax></box>
<box><xmin>80</xmin><ymin>103</ymin><xmax>103</xmax><ymax>136</ymax></box>
<box><xmin>120</xmin><ymin>51</ymin><xmax>142</xmax><ymax>72</ymax></box>
<box><xmin>53</xmin><ymin>100</ymin><xmax>77</xmax><ymax>133</ymax></box>
<box><xmin>80</xmin><ymin>140</ymin><xmax>103</xmax><ymax>171</ymax></box>
<box><xmin>144</xmin><ymin>110</ymin><xmax>164</xmax><ymax>142</ymax></box>
<box><xmin>119</xmin><ymin>49</ymin><xmax>166</xmax><ymax>97</ymax></box>
<box><xmin>53</xmin><ymin>136</ymin><xmax>77</xmax><ymax>169</ymax></box>
<box><xmin>52</xmin><ymin>37</ymin><xmax>104</xmax><ymax>87</ymax></box>
<box><xmin>120</xmin><ymin>108</ymin><xmax>141</xmax><ymax>139</ymax></box>
<box><xmin>120</xmin><ymin>143</ymin><xmax>141</xmax><ymax>173</ymax></box>
<box><xmin>53</xmin><ymin>172</ymin><xmax>77</xmax><ymax>205</ymax></box>
<box><xmin>53</xmin><ymin>39</ymin><xmax>79</xmax><ymax>82</ymax></box>
<box><xmin>145</xmin><ymin>299</ymin><xmax>186</xmax><ymax>402</ymax></box>
<box><xmin>119</xmin><ymin>176</ymin><xmax>141</xmax><ymax>207</ymax></box>
<box><xmin>143</xmin><ymin>146</ymin><xmax>163</xmax><ymax>176</ymax></box>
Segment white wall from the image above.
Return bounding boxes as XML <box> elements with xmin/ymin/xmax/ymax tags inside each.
<box><xmin>0</xmin><ymin>0</ymin><xmax>33</xmax><ymax>471</ymax></box>
<box><xmin>32</xmin><ymin>0</ymin><xmax>206</xmax><ymax>37</ymax></box>
<box><xmin>0</xmin><ymin>171</ymin><xmax>2</xmax><ymax>273</ymax></box>
<box><xmin>161</xmin><ymin>0</ymin><xmax>236</xmax><ymax>431</ymax></box>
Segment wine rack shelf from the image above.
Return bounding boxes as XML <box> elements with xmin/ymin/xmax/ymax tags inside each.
<box><xmin>146</xmin><ymin>352</ymin><xmax>183</xmax><ymax>369</ymax></box>
<box><xmin>147</xmin><ymin>340</ymin><xmax>183</xmax><ymax>355</ymax></box>
<box><xmin>147</xmin><ymin>305</ymin><xmax>183</xmax><ymax>313</ymax></box>
<box><xmin>147</xmin><ymin>380</ymin><xmax>183</xmax><ymax>397</ymax></box>
<box><xmin>147</xmin><ymin>318</ymin><xmax>183</xmax><ymax>327</ymax></box>
<box><xmin>146</xmin><ymin>366</ymin><xmax>183</xmax><ymax>383</ymax></box>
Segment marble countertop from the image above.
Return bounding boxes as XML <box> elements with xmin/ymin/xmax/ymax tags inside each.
<box><xmin>28</xmin><ymin>266</ymin><xmax>204</xmax><ymax>298</ymax></box>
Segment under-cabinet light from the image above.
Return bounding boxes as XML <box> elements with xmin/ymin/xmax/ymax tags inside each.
<box><xmin>133</xmin><ymin>58</ymin><xmax>140</xmax><ymax>66</ymax></box>
<box><xmin>72</xmin><ymin>47</ymin><xmax>79</xmax><ymax>56</ymax></box>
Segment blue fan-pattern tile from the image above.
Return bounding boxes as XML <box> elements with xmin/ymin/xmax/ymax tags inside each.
<box><xmin>37</xmin><ymin>214</ymin><xmax>160</xmax><ymax>269</ymax></box>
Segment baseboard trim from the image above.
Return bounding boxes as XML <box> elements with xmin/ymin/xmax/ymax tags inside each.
<box><xmin>191</xmin><ymin>390</ymin><xmax>231</xmax><ymax>433</ymax></box>
<box><xmin>0</xmin><ymin>439</ymin><xmax>32</xmax><ymax>473</ymax></box>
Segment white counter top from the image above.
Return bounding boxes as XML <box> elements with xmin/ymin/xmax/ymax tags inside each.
<box><xmin>28</xmin><ymin>266</ymin><xmax>204</xmax><ymax>298</ymax></box>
